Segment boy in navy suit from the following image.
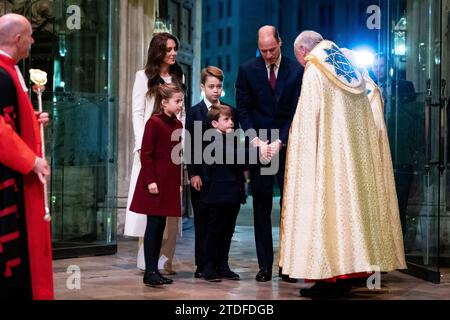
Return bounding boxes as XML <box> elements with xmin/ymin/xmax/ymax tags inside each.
<box><xmin>201</xmin><ymin>105</ymin><xmax>273</xmax><ymax>282</ymax></box>
<box><xmin>186</xmin><ymin>66</ymin><xmax>227</xmax><ymax>278</ymax></box>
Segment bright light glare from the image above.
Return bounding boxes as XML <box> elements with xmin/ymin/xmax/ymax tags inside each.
<box><xmin>395</xmin><ymin>44</ymin><xmax>407</xmax><ymax>56</ymax></box>
<box><xmin>352</xmin><ymin>48</ymin><xmax>376</xmax><ymax>67</ymax></box>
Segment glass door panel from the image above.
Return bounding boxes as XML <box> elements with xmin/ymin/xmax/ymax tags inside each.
<box><xmin>1</xmin><ymin>0</ymin><xmax>119</xmax><ymax>258</ymax></box>
<box><xmin>379</xmin><ymin>0</ymin><xmax>443</xmax><ymax>282</ymax></box>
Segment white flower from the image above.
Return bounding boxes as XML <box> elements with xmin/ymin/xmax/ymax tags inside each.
<box><xmin>29</xmin><ymin>69</ymin><xmax>48</xmax><ymax>86</ymax></box>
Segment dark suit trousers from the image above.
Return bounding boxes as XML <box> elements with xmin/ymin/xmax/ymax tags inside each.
<box><xmin>190</xmin><ymin>186</ymin><xmax>209</xmax><ymax>270</ymax></box>
<box><xmin>144</xmin><ymin>215</ymin><xmax>166</xmax><ymax>272</ymax></box>
<box><xmin>250</xmin><ymin>149</ymin><xmax>286</xmax><ymax>271</ymax></box>
<box><xmin>204</xmin><ymin>203</ymin><xmax>240</xmax><ymax>269</ymax></box>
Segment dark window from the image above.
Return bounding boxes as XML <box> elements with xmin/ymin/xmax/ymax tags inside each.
<box><xmin>319</xmin><ymin>4</ymin><xmax>326</xmax><ymax>28</ymax></box>
<box><xmin>218</xmin><ymin>56</ymin><xmax>223</xmax><ymax>69</ymax></box>
<box><xmin>359</xmin><ymin>3</ymin><xmax>366</xmax><ymax>26</ymax></box>
<box><xmin>181</xmin><ymin>6</ymin><xmax>192</xmax><ymax>44</ymax></box>
<box><xmin>205</xmin><ymin>4</ymin><xmax>211</xmax><ymax>23</ymax></box>
<box><xmin>227</xmin><ymin>0</ymin><xmax>232</xmax><ymax>17</ymax></box>
<box><xmin>205</xmin><ymin>31</ymin><xmax>210</xmax><ymax>49</ymax></box>
<box><xmin>204</xmin><ymin>57</ymin><xmax>210</xmax><ymax>68</ymax></box>
<box><xmin>297</xmin><ymin>7</ymin><xmax>302</xmax><ymax>30</ymax></box>
<box><xmin>219</xmin><ymin>1</ymin><xmax>224</xmax><ymax>19</ymax></box>
<box><xmin>226</xmin><ymin>27</ymin><xmax>232</xmax><ymax>45</ymax></box>
<box><xmin>218</xmin><ymin>29</ymin><xmax>223</xmax><ymax>46</ymax></box>
<box><xmin>328</xmin><ymin>4</ymin><xmax>334</xmax><ymax>28</ymax></box>
<box><xmin>345</xmin><ymin>3</ymin><xmax>350</xmax><ymax>27</ymax></box>
<box><xmin>226</xmin><ymin>55</ymin><xmax>231</xmax><ymax>72</ymax></box>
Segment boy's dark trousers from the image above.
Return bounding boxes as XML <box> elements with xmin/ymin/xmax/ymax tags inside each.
<box><xmin>204</xmin><ymin>203</ymin><xmax>240</xmax><ymax>272</ymax></box>
<box><xmin>190</xmin><ymin>186</ymin><xmax>209</xmax><ymax>272</ymax></box>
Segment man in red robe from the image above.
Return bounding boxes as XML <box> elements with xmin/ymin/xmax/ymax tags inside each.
<box><xmin>0</xmin><ymin>13</ymin><xmax>53</xmax><ymax>300</ymax></box>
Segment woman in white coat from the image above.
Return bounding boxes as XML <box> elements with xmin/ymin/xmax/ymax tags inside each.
<box><xmin>125</xmin><ymin>32</ymin><xmax>185</xmax><ymax>273</ymax></box>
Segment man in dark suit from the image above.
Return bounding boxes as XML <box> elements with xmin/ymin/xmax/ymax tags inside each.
<box><xmin>235</xmin><ymin>25</ymin><xmax>303</xmax><ymax>282</ymax></box>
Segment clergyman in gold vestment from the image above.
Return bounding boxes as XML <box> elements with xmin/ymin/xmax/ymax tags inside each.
<box><xmin>279</xmin><ymin>31</ymin><xmax>406</xmax><ymax>298</ymax></box>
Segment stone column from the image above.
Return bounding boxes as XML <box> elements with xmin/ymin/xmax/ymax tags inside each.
<box><xmin>191</xmin><ymin>0</ymin><xmax>202</xmax><ymax>106</ymax></box>
<box><xmin>116</xmin><ymin>0</ymin><xmax>156</xmax><ymax>236</ymax></box>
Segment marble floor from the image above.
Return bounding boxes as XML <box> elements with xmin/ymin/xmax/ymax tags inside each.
<box><xmin>53</xmin><ymin>198</ymin><xmax>450</xmax><ymax>300</ymax></box>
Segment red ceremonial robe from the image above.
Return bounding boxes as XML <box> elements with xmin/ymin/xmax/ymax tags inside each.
<box><xmin>0</xmin><ymin>53</ymin><xmax>54</xmax><ymax>300</ymax></box>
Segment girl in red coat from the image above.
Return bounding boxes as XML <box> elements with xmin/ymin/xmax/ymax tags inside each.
<box><xmin>130</xmin><ymin>83</ymin><xmax>184</xmax><ymax>286</ymax></box>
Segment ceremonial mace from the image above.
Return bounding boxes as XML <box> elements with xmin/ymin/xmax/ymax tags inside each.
<box><xmin>29</xmin><ymin>69</ymin><xmax>51</xmax><ymax>222</ymax></box>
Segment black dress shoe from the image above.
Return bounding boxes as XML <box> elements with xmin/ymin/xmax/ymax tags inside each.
<box><xmin>299</xmin><ymin>281</ymin><xmax>351</xmax><ymax>299</ymax></box>
<box><xmin>299</xmin><ymin>282</ymin><xmax>334</xmax><ymax>299</ymax></box>
<box><xmin>202</xmin><ymin>267</ymin><xmax>222</xmax><ymax>282</ymax></box>
<box><xmin>350</xmin><ymin>276</ymin><xmax>369</xmax><ymax>287</ymax></box>
<box><xmin>194</xmin><ymin>268</ymin><xmax>203</xmax><ymax>279</ymax></box>
<box><xmin>157</xmin><ymin>271</ymin><xmax>173</xmax><ymax>284</ymax></box>
<box><xmin>255</xmin><ymin>269</ymin><xmax>272</xmax><ymax>282</ymax></box>
<box><xmin>280</xmin><ymin>274</ymin><xmax>298</xmax><ymax>283</ymax></box>
<box><xmin>203</xmin><ymin>273</ymin><xmax>222</xmax><ymax>282</ymax></box>
<box><xmin>278</xmin><ymin>267</ymin><xmax>297</xmax><ymax>282</ymax></box>
<box><xmin>217</xmin><ymin>267</ymin><xmax>240</xmax><ymax>280</ymax></box>
<box><xmin>143</xmin><ymin>271</ymin><xmax>164</xmax><ymax>286</ymax></box>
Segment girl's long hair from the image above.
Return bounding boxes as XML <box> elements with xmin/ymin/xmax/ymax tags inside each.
<box><xmin>152</xmin><ymin>82</ymin><xmax>185</xmax><ymax>116</ymax></box>
<box><xmin>144</xmin><ymin>33</ymin><xmax>184</xmax><ymax>97</ymax></box>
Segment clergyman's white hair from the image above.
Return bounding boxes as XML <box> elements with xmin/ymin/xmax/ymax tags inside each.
<box><xmin>294</xmin><ymin>31</ymin><xmax>323</xmax><ymax>51</ymax></box>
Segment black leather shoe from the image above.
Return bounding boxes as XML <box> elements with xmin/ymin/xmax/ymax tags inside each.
<box><xmin>278</xmin><ymin>267</ymin><xmax>297</xmax><ymax>283</ymax></box>
<box><xmin>202</xmin><ymin>265</ymin><xmax>222</xmax><ymax>282</ymax></box>
<box><xmin>299</xmin><ymin>282</ymin><xmax>334</xmax><ymax>299</ymax></box>
<box><xmin>299</xmin><ymin>281</ymin><xmax>350</xmax><ymax>299</ymax></box>
<box><xmin>157</xmin><ymin>271</ymin><xmax>173</xmax><ymax>284</ymax></box>
<box><xmin>143</xmin><ymin>271</ymin><xmax>164</xmax><ymax>286</ymax></box>
<box><xmin>194</xmin><ymin>267</ymin><xmax>203</xmax><ymax>279</ymax></box>
<box><xmin>281</xmin><ymin>274</ymin><xmax>298</xmax><ymax>283</ymax></box>
<box><xmin>217</xmin><ymin>267</ymin><xmax>240</xmax><ymax>280</ymax></box>
<box><xmin>255</xmin><ymin>269</ymin><xmax>272</xmax><ymax>282</ymax></box>
<box><xmin>202</xmin><ymin>271</ymin><xmax>222</xmax><ymax>282</ymax></box>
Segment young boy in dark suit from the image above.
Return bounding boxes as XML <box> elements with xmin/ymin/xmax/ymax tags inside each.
<box><xmin>186</xmin><ymin>67</ymin><xmax>236</xmax><ymax>279</ymax></box>
<box><xmin>201</xmin><ymin>105</ymin><xmax>266</xmax><ymax>282</ymax></box>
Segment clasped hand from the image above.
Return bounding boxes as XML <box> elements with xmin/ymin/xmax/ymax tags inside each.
<box><xmin>252</xmin><ymin>138</ymin><xmax>281</xmax><ymax>164</ymax></box>
<box><xmin>35</xmin><ymin>112</ymin><xmax>50</xmax><ymax>127</ymax></box>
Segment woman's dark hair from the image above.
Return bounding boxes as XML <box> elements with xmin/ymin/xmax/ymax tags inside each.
<box><xmin>144</xmin><ymin>32</ymin><xmax>184</xmax><ymax>96</ymax></box>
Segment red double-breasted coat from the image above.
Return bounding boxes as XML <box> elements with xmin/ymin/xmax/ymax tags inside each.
<box><xmin>130</xmin><ymin>113</ymin><xmax>183</xmax><ymax>217</ymax></box>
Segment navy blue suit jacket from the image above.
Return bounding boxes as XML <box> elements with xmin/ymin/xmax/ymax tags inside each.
<box><xmin>185</xmin><ymin>100</ymin><xmax>210</xmax><ymax>180</ymax></box>
<box><xmin>235</xmin><ymin>55</ymin><xmax>303</xmax><ymax>145</ymax></box>
<box><xmin>185</xmin><ymin>100</ymin><xmax>238</xmax><ymax>180</ymax></box>
<box><xmin>202</xmin><ymin>134</ymin><xmax>254</xmax><ymax>205</ymax></box>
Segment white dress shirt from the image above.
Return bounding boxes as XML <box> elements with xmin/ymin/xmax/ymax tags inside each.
<box><xmin>203</xmin><ymin>97</ymin><xmax>217</xmax><ymax>110</ymax></box>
